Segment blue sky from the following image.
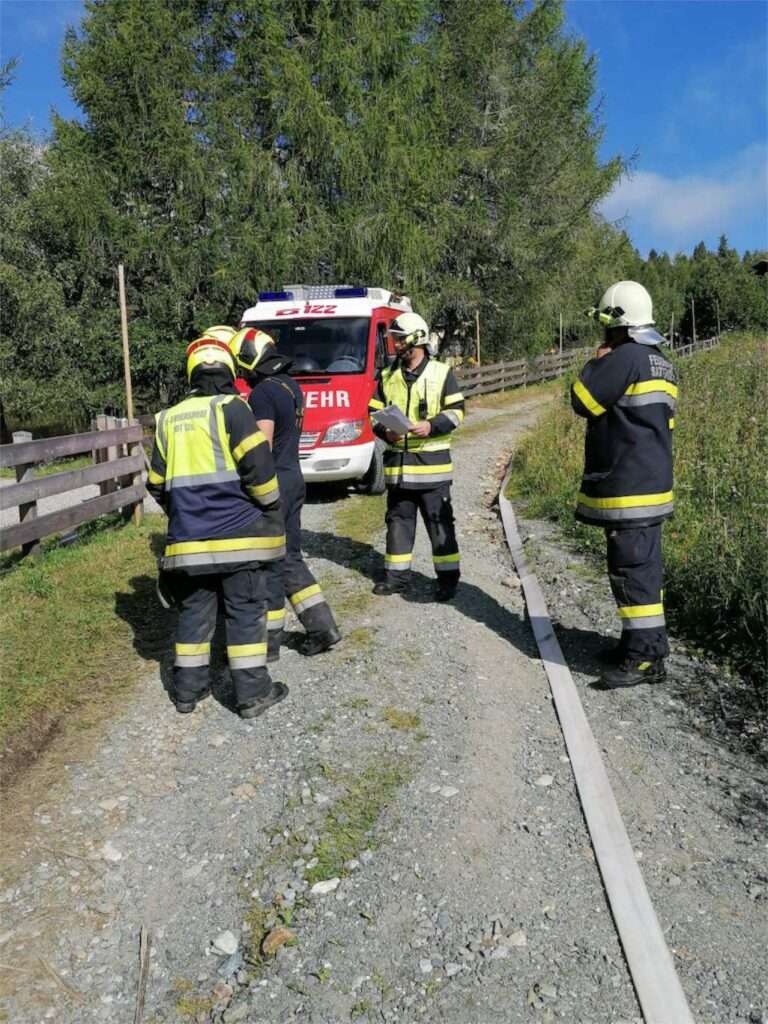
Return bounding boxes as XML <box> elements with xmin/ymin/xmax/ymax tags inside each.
<box><xmin>1</xmin><ymin>0</ymin><xmax>766</xmax><ymax>257</ymax></box>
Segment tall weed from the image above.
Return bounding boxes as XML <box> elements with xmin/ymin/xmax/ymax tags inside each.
<box><xmin>508</xmin><ymin>334</ymin><xmax>768</xmax><ymax>686</ymax></box>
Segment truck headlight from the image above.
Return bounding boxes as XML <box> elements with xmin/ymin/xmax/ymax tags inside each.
<box><xmin>323</xmin><ymin>420</ymin><xmax>365</xmax><ymax>444</ymax></box>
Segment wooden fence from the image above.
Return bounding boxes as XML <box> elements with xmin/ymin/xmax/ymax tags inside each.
<box><xmin>455</xmin><ymin>335</ymin><xmax>721</xmax><ymax>398</ymax></box>
<box><xmin>0</xmin><ymin>418</ymin><xmax>145</xmax><ymax>557</ymax></box>
<box><xmin>456</xmin><ymin>348</ymin><xmax>591</xmax><ymax>397</ymax></box>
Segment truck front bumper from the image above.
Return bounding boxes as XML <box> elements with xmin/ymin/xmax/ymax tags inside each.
<box><xmin>299</xmin><ymin>440</ymin><xmax>374</xmax><ymax>483</ymax></box>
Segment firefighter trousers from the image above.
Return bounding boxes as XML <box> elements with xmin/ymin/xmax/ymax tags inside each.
<box><xmin>384</xmin><ymin>483</ymin><xmax>460</xmax><ymax>585</ymax></box>
<box><xmin>172</xmin><ymin>566</ymin><xmax>271</xmax><ymax>708</ymax></box>
<box><xmin>605</xmin><ymin>524</ymin><xmax>668</xmax><ymax>660</ymax></box>
<box><xmin>266</xmin><ymin>470</ymin><xmax>337</xmax><ymax>658</ymax></box>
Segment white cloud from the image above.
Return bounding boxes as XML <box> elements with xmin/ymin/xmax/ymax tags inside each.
<box><xmin>600</xmin><ymin>145</ymin><xmax>768</xmax><ymax>249</ymax></box>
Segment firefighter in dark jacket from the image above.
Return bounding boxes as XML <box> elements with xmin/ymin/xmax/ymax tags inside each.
<box><xmin>573</xmin><ymin>280</ymin><xmax>677</xmax><ymax>689</ymax></box>
<box><xmin>367</xmin><ymin>312</ymin><xmax>465</xmax><ymax>601</ymax></box>
<box><xmin>229</xmin><ymin>327</ymin><xmax>341</xmax><ymax>660</ymax></box>
<box><xmin>147</xmin><ymin>336</ymin><xmax>288</xmax><ymax>718</ymax></box>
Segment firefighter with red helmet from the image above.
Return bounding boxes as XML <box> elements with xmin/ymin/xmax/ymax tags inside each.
<box><xmin>367</xmin><ymin>312</ymin><xmax>465</xmax><ymax>601</ymax></box>
<box><xmin>147</xmin><ymin>334</ymin><xmax>288</xmax><ymax>718</ymax></box>
<box><xmin>229</xmin><ymin>327</ymin><xmax>341</xmax><ymax>660</ymax></box>
<box><xmin>574</xmin><ymin>280</ymin><xmax>677</xmax><ymax>689</ymax></box>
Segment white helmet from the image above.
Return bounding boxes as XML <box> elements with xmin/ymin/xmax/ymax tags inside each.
<box><xmin>588</xmin><ymin>281</ymin><xmax>666</xmax><ymax>346</ymax></box>
<box><xmin>388</xmin><ymin>312</ymin><xmax>430</xmax><ymax>349</ymax></box>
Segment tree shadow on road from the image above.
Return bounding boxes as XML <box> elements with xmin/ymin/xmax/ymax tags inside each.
<box><xmin>113</xmin><ymin>570</ymin><xmax>240</xmax><ymax>717</ymax></box>
<box><xmin>301</xmin><ymin>526</ymin><xmax>615</xmax><ymax>674</ymax></box>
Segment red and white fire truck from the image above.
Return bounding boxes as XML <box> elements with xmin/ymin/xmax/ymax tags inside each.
<box><xmin>240</xmin><ymin>285</ymin><xmax>414</xmax><ymax>493</ymax></box>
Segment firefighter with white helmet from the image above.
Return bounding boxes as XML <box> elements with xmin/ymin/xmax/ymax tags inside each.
<box><xmin>573</xmin><ymin>280</ymin><xmax>677</xmax><ymax>688</ymax></box>
<box><xmin>229</xmin><ymin>327</ymin><xmax>341</xmax><ymax>659</ymax></box>
<box><xmin>147</xmin><ymin>333</ymin><xmax>288</xmax><ymax>718</ymax></box>
<box><xmin>368</xmin><ymin>311</ymin><xmax>465</xmax><ymax>601</ymax></box>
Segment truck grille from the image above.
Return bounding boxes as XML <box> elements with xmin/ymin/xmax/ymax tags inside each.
<box><xmin>300</xmin><ymin>431</ymin><xmax>321</xmax><ymax>450</ymax></box>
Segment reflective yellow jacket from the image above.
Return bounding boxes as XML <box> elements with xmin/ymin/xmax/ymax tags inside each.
<box><xmin>147</xmin><ymin>391</ymin><xmax>285</xmax><ymax>573</ymax></box>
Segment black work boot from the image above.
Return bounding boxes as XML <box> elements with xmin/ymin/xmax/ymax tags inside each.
<box><xmin>174</xmin><ymin>689</ymin><xmax>211</xmax><ymax>714</ymax></box>
<box><xmin>434</xmin><ymin>579</ymin><xmax>458</xmax><ymax>603</ymax></box>
<box><xmin>598</xmin><ymin>658</ymin><xmax>666</xmax><ymax>689</ymax></box>
<box><xmin>301</xmin><ymin>626</ymin><xmax>341</xmax><ymax>656</ymax></box>
<box><xmin>372</xmin><ymin>579</ymin><xmax>406</xmax><ymax>596</ymax></box>
<box><xmin>596</xmin><ymin>643</ymin><xmax>625</xmax><ymax>666</ymax></box>
<box><xmin>239</xmin><ymin>681</ymin><xmax>289</xmax><ymax>720</ymax></box>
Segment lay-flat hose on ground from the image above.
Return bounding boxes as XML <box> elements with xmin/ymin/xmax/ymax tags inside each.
<box><xmin>498</xmin><ymin>467</ymin><xmax>695</xmax><ymax>1024</ymax></box>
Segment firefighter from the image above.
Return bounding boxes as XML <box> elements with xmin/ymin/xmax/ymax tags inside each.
<box><xmin>368</xmin><ymin>312</ymin><xmax>465</xmax><ymax>601</ymax></box>
<box><xmin>573</xmin><ymin>280</ymin><xmax>677</xmax><ymax>689</ymax></box>
<box><xmin>229</xmin><ymin>327</ymin><xmax>341</xmax><ymax>660</ymax></box>
<box><xmin>147</xmin><ymin>335</ymin><xmax>289</xmax><ymax>718</ymax></box>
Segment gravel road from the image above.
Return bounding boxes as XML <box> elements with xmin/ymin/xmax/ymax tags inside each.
<box><xmin>0</xmin><ymin>396</ymin><xmax>765</xmax><ymax>1024</ymax></box>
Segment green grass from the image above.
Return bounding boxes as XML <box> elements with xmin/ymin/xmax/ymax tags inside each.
<box><xmin>507</xmin><ymin>334</ymin><xmax>768</xmax><ymax>687</ymax></box>
<box><xmin>0</xmin><ymin>454</ymin><xmax>94</xmax><ymax>480</ymax></box>
<box><xmin>0</xmin><ymin>514</ymin><xmax>169</xmax><ymax>769</ymax></box>
<box><xmin>334</xmin><ymin>492</ymin><xmax>386</xmax><ymax>546</ymax></box>
<box><xmin>381</xmin><ymin>707</ymin><xmax>421</xmax><ymax>731</ymax></box>
<box><xmin>304</xmin><ymin>760</ymin><xmax>410</xmax><ymax>885</ymax></box>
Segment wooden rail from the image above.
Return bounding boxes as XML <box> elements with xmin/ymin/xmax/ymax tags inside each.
<box><xmin>456</xmin><ymin>349</ymin><xmax>591</xmax><ymax>396</ymax></box>
<box><xmin>0</xmin><ymin>420</ymin><xmax>145</xmax><ymax>557</ymax></box>
<box><xmin>457</xmin><ymin>335</ymin><xmax>720</xmax><ymax>398</ymax></box>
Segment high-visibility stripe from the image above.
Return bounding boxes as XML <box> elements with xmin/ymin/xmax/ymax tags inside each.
<box><xmin>368</xmin><ymin>398</ymin><xmax>385</xmax><ymax>411</ymax></box>
<box><xmin>669</xmin><ymin>417</ymin><xmax>675</xmax><ymax>429</ymax></box>
<box><xmin>621</xmin><ymin>614</ymin><xmax>666</xmax><ymax>630</ymax></box>
<box><xmin>384</xmin><ymin>464</ymin><xmax>452</xmax><ymax>475</ymax></box>
<box><xmin>577</xmin><ymin>490</ymin><xmax>673</xmax><ymax>510</ymax></box>
<box><xmin>174</xmin><ymin>654</ymin><xmax>210</xmax><ymax>667</ymax></box>
<box><xmin>444</xmin><ymin>392</ymin><xmax>465</xmax><ymax>406</ymax></box>
<box><xmin>289</xmin><ymin>584</ymin><xmax>322</xmax><ymax>606</ymax></box>
<box><xmin>624</xmin><ymin>380</ymin><xmax>678</xmax><ymax>399</ymax></box>
<box><xmin>232</xmin><ymin>431</ymin><xmax>267</xmax><ymax>462</ymax></box>
<box><xmin>433</xmin><ymin>553</ymin><xmax>460</xmax><ymax>564</ymax></box>
<box><xmin>385</xmin><ymin>553</ymin><xmax>412</xmax><ymax>563</ymax></box>
<box><xmin>166</xmin><ymin>470</ymin><xmax>239</xmax><ymax>489</ymax></box>
<box><xmin>227</xmin><ymin>643</ymin><xmax>268</xmax><ymax>658</ymax></box>
<box><xmin>618</xmin><ymin>603</ymin><xmax>664</xmax><ymax>619</ymax></box>
<box><xmin>617</xmin><ymin>392</ymin><xmax>676</xmax><ymax>410</ymax></box>
<box><xmin>166</xmin><ymin>536</ymin><xmax>285</xmax><ymax>556</ymax></box>
<box><xmin>267</xmin><ymin>608</ymin><xmax>285</xmax><ymax>621</ymax></box>
<box><xmin>155</xmin><ymin>410</ymin><xmax>168</xmax><ymax>460</ymax></box>
<box><xmin>176</xmin><ymin>642</ymin><xmax>211</xmax><ymax>655</ymax></box>
<box><xmin>165</xmin><ymin>546</ymin><xmax>286</xmax><ymax>568</ymax></box>
<box><xmin>444</xmin><ymin>409</ymin><xmax>464</xmax><ymax>427</ymax></box>
<box><xmin>247</xmin><ymin>476</ymin><xmax>279</xmax><ymax>498</ymax></box>
<box><xmin>148</xmin><ymin>468</ymin><xmax>164</xmax><ymax>486</ymax></box>
<box><xmin>573</xmin><ymin>380</ymin><xmax>606</xmax><ymax>417</ymax></box>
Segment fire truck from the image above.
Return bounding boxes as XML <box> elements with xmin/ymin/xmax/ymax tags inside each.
<box><xmin>240</xmin><ymin>285</ymin><xmax>414</xmax><ymax>493</ymax></box>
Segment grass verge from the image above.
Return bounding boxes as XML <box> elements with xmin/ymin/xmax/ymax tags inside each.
<box><xmin>0</xmin><ymin>513</ymin><xmax>169</xmax><ymax>781</ymax></box>
<box><xmin>507</xmin><ymin>334</ymin><xmax>768</xmax><ymax>689</ymax></box>
<box><xmin>0</xmin><ymin>454</ymin><xmax>95</xmax><ymax>480</ymax></box>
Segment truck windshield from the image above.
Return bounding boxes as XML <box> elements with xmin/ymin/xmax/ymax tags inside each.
<box><xmin>245</xmin><ymin>317</ymin><xmax>369</xmax><ymax>375</ymax></box>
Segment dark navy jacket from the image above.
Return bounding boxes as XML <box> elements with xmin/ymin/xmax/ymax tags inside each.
<box><xmin>571</xmin><ymin>341</ymin><xmax>677</xmax><ymax>527</ymax></box>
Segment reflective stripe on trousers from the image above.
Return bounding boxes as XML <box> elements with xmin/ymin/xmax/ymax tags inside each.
<box><xmin>384</xmin><ymin>483</ymin><xmax>460</xmax><ymax>582</ymax></box>
<box><xmin>172</xmin><ymin>567</ymin><xmax>272</xmax><ymax>706</ymax></box>
<box><xmin>605</xmin><ymin>524</ymin><xmax>668</xmax><ymax>660</ymax></box>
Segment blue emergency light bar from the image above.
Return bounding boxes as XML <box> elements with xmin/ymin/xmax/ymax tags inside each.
<box><xmin>334</xmin><ymin>287</ymin><xmax>368</xmax><ymax>298</ymax></box>
<box><xmin>258</xmin><ymin>290</ymin><xmax>294</xmax><ymax>301</ymax></box>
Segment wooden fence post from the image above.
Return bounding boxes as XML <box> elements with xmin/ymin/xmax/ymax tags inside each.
<box><xmin>12</xmin><ymin>430</ymin><xmax>40</xmax><ymax>558</ymax></box>
<box><xmin>117</xmin><ymin>417</ymin><xmax>144</xmax><ymax>526</ymax></box>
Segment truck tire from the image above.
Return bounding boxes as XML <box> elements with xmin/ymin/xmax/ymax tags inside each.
<box><xmin>358</xmin><ymin>439</ymin><xmax>386</xmax><ymax>495</ymax></box>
